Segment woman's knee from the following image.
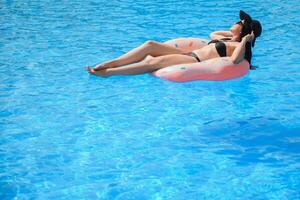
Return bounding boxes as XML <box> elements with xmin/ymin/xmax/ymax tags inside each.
<box><xmin>144</xmin><ymin>40</ymin><xmax>158</xmax><ymax>46</ymax></box>
<box><xmin>143</xmin><ymin>56</ymin><xmax>163</xmax><ymax>66</ymax></box>
<box><xmin>143</xmin><ymin>55</ymin><xmax>154</xmax><ymax>62</ymax></box>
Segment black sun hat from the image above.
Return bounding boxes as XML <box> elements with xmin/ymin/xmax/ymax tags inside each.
<box><xmin>239</xmin><ymin>10</ymin><xmax>262</xmax><ymax>47</ymax></box>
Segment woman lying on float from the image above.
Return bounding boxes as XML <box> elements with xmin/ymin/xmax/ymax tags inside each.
<box><xmin>86</xmin><ymin>10</ymin><xmax>262</xmax><ymax>82</ymax></box>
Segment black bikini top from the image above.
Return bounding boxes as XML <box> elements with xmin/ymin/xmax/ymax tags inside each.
<box><xmin>208</xmin><ymin>38</ymin><xmax>231</xmax><ymax>57</ymax></box>
<box><xmin>208</xmin><ymin>38</ymin><xmax>257</xmax><ymax>70</ymax></box>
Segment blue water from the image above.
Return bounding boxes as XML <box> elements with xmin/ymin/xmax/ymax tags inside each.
<box><xmin>1</xmin><ymin>0</ymin><xmax>300</xmax><ymax>199</ymax></box>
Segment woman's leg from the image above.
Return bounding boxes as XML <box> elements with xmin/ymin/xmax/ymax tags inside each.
<box><xmin>92</xmin><ymin>40</ymin><xmax>184</xmax><ymax>71</ymax></box>
<box><xmin>87</xmin><ymin>54</ymin><xmax>198</xmax><ymax>77</ymax></box>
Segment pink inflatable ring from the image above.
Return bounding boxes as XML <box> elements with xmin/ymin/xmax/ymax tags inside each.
<box><xmin>151</xmin><ymin>37</ymin><xmax>250</xmax><ymax>82</ymax></box>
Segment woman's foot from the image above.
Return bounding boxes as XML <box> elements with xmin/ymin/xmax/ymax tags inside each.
<box><xmin>86</xmin><ymin>66</ymin><xmax>110</xmax><ymax>77</ymax></box>
<box><xmin>93</xmin><ymin>60</ymin><xmax>116</xmax><ymax>71</ymax></box>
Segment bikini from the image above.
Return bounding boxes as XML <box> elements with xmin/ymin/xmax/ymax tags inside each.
<box><xmin>208</xmin><ymin>39</ymin><xmax>227</xmax><ymax>57</ymax></box>
<box><xmin>189</xmin><ymin>52</ymin><xmax>202</xmax><ymax>62</ymax></box>
<box><xmin>188</xmin><ymin>39</ymin><xmax>228</xmax><ymax>62</ymax></box>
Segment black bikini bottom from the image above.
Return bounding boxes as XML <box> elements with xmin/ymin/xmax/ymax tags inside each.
<box><xmin>186</xmin><ymin>52</ymin><xmax>201</xmax><ymax>62</ymax></box>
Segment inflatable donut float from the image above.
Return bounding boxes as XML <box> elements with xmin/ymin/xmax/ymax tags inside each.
<box><xmin>151</xmin><ymin>37</ymin><xmax>250</xmax><ymax>82</ymax></box>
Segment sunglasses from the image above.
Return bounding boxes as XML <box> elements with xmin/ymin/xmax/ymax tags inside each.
<box><xmin>235</xmin><ymin>21</ymin><xmax>244</xmax><ymax>26</ymax></box>
<box><xmin>236</xmin><ymin>20</ymin><xmax>252</xmax><ymax>34</ymax></box>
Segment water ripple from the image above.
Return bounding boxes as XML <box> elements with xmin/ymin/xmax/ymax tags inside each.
<box><xmin>1</xmin><ymin>0</ymin><xmax>300</xmax><ymax>199</ymax></box>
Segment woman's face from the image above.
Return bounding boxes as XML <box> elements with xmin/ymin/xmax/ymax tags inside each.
<box><xmin>230</xmin><ymin>20</ymin><xmax>243</xmax><ymax>37</ymax></box>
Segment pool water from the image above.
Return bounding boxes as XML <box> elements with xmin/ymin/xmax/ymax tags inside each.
<box><xmin>1</xmin><ymin>0</ymin><xmax>300</xmax><ymax>199</ymax></box>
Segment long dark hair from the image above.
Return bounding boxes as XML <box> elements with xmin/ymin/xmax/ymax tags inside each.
<box><xmin>239</xmin><ymin>21</ymin><xmax>255</xmax><ymax>70</ymax></box>
<box><xmin>244</xmin><ymin>42</ymin><xmax>252</xmax><ymax>65</ymax></box>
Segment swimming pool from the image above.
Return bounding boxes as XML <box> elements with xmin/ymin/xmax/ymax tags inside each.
<box><xmin>1</xmin><ymin>0</ymin><xmax>300</xmax><ymax>199</ymax></box>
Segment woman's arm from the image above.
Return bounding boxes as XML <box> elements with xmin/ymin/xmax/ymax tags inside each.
<box><xmin>210</xmin><ymin>31</ymin><xmax>233</xmax><ymax>40</ymax></box>
<box><xmin>230</xmin><ymin>32</ymin><xmax>254</xmax><ymax>64</ymax></box>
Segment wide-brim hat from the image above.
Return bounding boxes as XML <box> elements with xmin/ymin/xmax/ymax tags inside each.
<box><xmin>239</xmin><ymin>10</ymin><xmax>262</xmax><ymax>47</ymax></box>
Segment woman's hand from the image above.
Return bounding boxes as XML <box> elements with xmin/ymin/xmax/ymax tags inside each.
<box><xmin>242</xmin><ymin>31</ymin><xmax>255</xmax><ymax>42</ymax></box>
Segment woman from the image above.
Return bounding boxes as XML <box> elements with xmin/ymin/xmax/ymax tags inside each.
<box><xmin>86</xmin><ymin>10</ymin><xmax>262</xmax><ymax>77</ymax></box>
